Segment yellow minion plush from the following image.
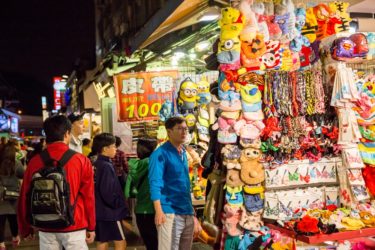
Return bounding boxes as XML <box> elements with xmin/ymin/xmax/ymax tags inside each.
<box><xmin>217</xmin><ymin>7</ymin><xmax>245</xmax><ymax>64</ymax></box>
<box><xmin>197</xmin><ymin>77</ymin><xmax>212</xmax><ymax>106</ymax></box>
<box><xmin>178</xmin><ymin>79</ymin><xmax>198</xmax><ymax>112</ymax></box>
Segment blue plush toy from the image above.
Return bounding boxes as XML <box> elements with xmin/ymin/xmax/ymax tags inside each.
<box><xmin>290</xmin><ymin>8</ymin><xmax>310</xmax><ymax>52</ymax></box>
<box><xmin>158</xmin><ymin>100</ymin><xmax>174</xmax><ymax>122</ymax></box>
<box><xmin>238</xmin><ymin>232</ymin><xmax>256</xmax><ymax>250</ymax></box>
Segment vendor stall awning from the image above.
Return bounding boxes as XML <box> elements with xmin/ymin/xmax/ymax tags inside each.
<box><xmin>129</xmin><ymin>0</ymin><xmax>222</xmax><ymax>51</ymax></box>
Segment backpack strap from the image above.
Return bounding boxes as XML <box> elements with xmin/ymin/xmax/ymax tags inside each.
<box><xmin>40</xmin><ymin>150</ymin><xmax>53</xmax><ymax>166</ymax></box>
<box><xmin>57</xmin><ymin>149</ymin><xmax>76</xmax><ymax>168</ymax></box>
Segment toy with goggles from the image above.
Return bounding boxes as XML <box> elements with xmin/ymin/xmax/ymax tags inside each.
<box><xmin>177</xmin><ymin>78</ymin><xmax>198</xmax><ymax>113</ymax></box>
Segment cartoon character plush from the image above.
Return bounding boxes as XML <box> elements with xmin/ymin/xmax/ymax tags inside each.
<box><xmin>260</xmin><ymin>40</ymin><xmax>281</xmax><ymax>69</ymax></box>
<box><xmin>239</xmin><ymin>209</ymin><xmax>264</xmax><ymax>231</ymax></box>
<box><xmin>234</xmin><ymin>118</ymin><xmax>265</xmax><ymax>141</ymax></box>
<box><xmin>279</xmin><ymin>45</ymin><xmax>294</xmax><ymax>71</ymax></box>
<box><xmin>227</xmin><ymin>169</ymin><xmax>244</xmax><ymax>188</ymax></box>
<box><xmin>329</xmin><ymin>1</ymin><xmax>351</xmax><ymax>33</ymax></box>
<box><xmin>290</xmin><ymin>8</ymin><xmax>310</xmax><ymax>52</ymax></box>
<box><xmin>241</xmin><ymin>33</ymin><xmax>267</xmax><ymax>59</ymax></box>
<box><xmin>218</xmin><ymin>31</ymin><xmax>242</xmax><ymax>64</ymax></box>
<box><xmin>158</xmin><ymin>100</ymin><xmax>174</xmax><ymax>122</ymax></box>
<box><xmin>274</xmin><ymin>0</ymin><xmax>298</xmax><ymax>42</ymax></box>
<box><xmin>218</xmin><ymin>7</ymin><xmax>245</xmax><ymax>64</ymax></box>
<box><xmin>359</xmin><ymin>211</ymin><xmax>375</xmax><ymax>227</ymax></box>
<box><xmin>326</xmin><ymin>14</ymin><xmax>342</xmax><ymax>36</ymax></box>
<box><xmin>197</xmin><ymin>77</ymin><xmax>212</xmax><ymax>106</ymax></box>
<box><xmin>240</xmin><ymin>147</ymin><xmax>265</xmax><ymax>185</ymax></box>
<box><xmin>366</xmin><ymin>33</ymin><xmax>375</xmax><ymax>60</ymax></box>
<box><xmin>178</xmin><ymin>78</ymin><xmax>198</xmax><ymax>112</ymax></box>
<box><xmin>299</xmin><ymin>45</ymin><xmax>313</xmax><ymax>68</ymax></box>
<box><xmin>265</xmin><ymin>15</ymin><xmax>282</xmax><ymax>40</ymax></box>
<box><xmin>239</xmin><ymin>0</ymin><xmax>258</xmax><ymax>42</ymax></box>
<box><xmin>313</xmin><ymin>3</ymin><xmax>332</xmax><ymax>41</ymax></box>
<box><xmin>240</xmin><ymin>84</ymin><xmax>262</xmax><ymax>112</ymax></box>
<box><xmin>223</xmin><ymin>204</ymin><xmax>243</xmax><ymax>236</ymax></box>
<box><xmin>301</xmin><ymin>7</ymin><xmax>318</xmax><ymax>43</ymax></box>
<box><xmin>252</xmin><ymin>2</ymin><xmax>270</xmax><ymax>41</ymax></box>
<box><xmin>222</xmin><ymin>145</ymin><xmax>242</xmax><ymax>170</ymax></box>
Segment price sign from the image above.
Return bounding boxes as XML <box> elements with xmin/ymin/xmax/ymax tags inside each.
<box><xmin>113</xmin><ymin>71</ymin><xmax>178</xmax><ymax>122</ymax></box>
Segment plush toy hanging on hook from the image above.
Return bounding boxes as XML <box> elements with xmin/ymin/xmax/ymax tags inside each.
<box><xmin>177</xmin><ymin>77</ymin><xmax>198</xmax><ymax>114</ymax></box>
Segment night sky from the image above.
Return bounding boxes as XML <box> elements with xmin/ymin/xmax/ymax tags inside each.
<box><xmin>0</xmin><ymin>0</ymin><xmax>96</xmax><ymax>115</ymax></box>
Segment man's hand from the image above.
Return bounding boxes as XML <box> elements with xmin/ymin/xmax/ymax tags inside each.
<box><xmin>155</xmin><ymin>210</ymin><xmax>166</xmax><ymax>226</ymax></box>
<box><xmin>193</xmin><ymin>216</ymin><xmax>202</xmax><ymax>239</ymax></box>
<box><xmin>86</xmin><ymin>231</ymin><xmax>95</xmax><ymax>244</ymax></box>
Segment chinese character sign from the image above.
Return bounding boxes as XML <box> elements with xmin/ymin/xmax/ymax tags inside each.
<box><xmin>113</xmin><ymin>71</ymin><xmax>178</xmax><ymax>121</ymax></box>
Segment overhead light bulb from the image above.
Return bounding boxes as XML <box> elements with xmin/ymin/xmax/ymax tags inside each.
<box><xmin>189</xmin><ymin>53</ymin><xmax>197</xmax><ymax>60</ymax></box>
<box><xmin>195</xmin><ymin>40</ymin><xmax>211</xmax><ymax>52</ymax></box>
<box><xmin>174</xmin><ymin>51</ymin><xmax>186</xmax><ymax>59</ymax></box>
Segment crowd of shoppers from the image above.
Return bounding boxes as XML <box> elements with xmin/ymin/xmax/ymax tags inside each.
<box><xmin>0</xmin><ymin>114</ymin><xmax>199</xmax><ymax>250</ymax></box>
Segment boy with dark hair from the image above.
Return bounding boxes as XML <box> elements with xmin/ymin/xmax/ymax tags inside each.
<box><xmin>93</xmin><ymin>133</ymin><xmax>127</xmax><ymax>250</ymax></box>
<box><xmin>18</xmin><ymin>115</ymin><xmax>96</xmax><ymax>249</ymax></box>
<box><xmin>126</xmin><ymin>138</ymin><xmax>158</xmax><ymax>250</ymax></box>
<box><xmin>149</xmin><ymin>116</ymin><xmax>200</xmax><ymax>250</ymax></box>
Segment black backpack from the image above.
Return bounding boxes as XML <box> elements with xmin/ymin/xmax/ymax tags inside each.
<box><xmin>29</xmin><ymin>149</ymin><xmax>78</xmax><ymax>229</ymax></box>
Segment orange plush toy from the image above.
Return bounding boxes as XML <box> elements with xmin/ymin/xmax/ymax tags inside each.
<box><xmin>241</xmin><ymin>33</ymin><xmax>267</xmax><ymax>59</ymax></box>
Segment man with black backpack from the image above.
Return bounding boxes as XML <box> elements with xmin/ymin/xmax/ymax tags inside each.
<box><xmin>18</xmin><ymin>115</ymin><xmax>96</xmax><ymax>249</ymax></box>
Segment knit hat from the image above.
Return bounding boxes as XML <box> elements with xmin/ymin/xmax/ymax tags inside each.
<box><xmin>220</xmin><ymin>99</ymin><xmax>242</xmax><ymax>112</ymax></box>
<box><xmin>218</xmin><ymin>130</ymin><xmax>238</xmax><ymax>144</ymax></box>
<box><xmin>240</xmin><ymin>148</ymin><xmax>265</xmax><ymax>185</ymax></box>
<box><xmin>240</xmin><ymin>138</ymin><xmax>262</xmax><ymax>149</ymax></box>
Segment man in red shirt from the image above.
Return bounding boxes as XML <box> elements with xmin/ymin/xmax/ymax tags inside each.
<box><xmin>18</xmin><ymin>115</ymin><xmax>96</xmax><ymax>249</ymax></box>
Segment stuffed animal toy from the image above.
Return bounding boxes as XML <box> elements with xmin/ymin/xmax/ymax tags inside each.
<box><xmin>301</xmin><ymin>7</ymin><xmax>318</xmax><ymax>43</ymax></box>
<box><xmin>329</xmin><ymin>1</ymin><xmax>351</xmax><ymax>33</ymax></box>
<box><xmin>252</xmin><ymin>2</ymin><xmax>270</xmax><ymax>41</ymax></box>
<box><xmin>239</xmin><ymin>209</ymin><xmax>264</xmax><ymax>231</ymax></box>
<box><xmin>290</xmin><ymin>8</ymin><xmax>310</xmax><ymax>52</ymax></box>
<box><xmin>225</xmin><ymin>186</ymin><xmax>244</xmax><ymax>206</ymax></box>
<box><xmin>290</xmin><ymin>51</ymin><xmax>301</xmax><ymax>71</ymax></box>
<box><xmin>279</xmin><ymin>45</ymin><xmax>293</xmax><ymax>71</ymax></box>
<box><xmin>217</xmin><ymin>116</ymin><xmax>238</xmax><ymax>144</ymax></box>
<box><xmin>197</xmin><ymin>77</ymin><xmax>212</xmax><ymax>107</ymax></box>
<box><xmin>240</xmin><ymin>84</ymin><xmax>262</xmax><ymax>111</ymax></box>
<box><xmin>265</xmin><ymin>15</ymin><xmax>282</xmax><ymax>40</ymax></box>
<box><xmin>326</xmin><ymin>14</ymin><xmax>342</xmax><ymax>36</ymax></box>
<box><xmin>241</xmin><ymin>33</ymin><xmax>267</xmax><ymax>59</ymax></box>
<box><xmin>223</xmin><ymin>204</ymin><xmax>243</xmax><ymax>236</ymax></box>
<box><xmin>218</xmin><ymin>7</ymin><xmax>245</xmax><ymax>64</ymax></box>
<box><xmin>227</xmin><ymin>169</ymin><xmax>244</xmax><ymax>188</ymax></box>
<box><xmin>313</xmin><ymin>3</ymin><xmax>333</xmax><ymax>41</ymax></box>
<box><xmin>178</xmin><ymin>78</ymin><xmax>198</xmax><ymax>112</ymax></box>
<box><xmin>366</xmin><ymin>33</ymin><xmax>375</xmax><ymax>60</ymax></box>
<box><xmin>219</xmin><ymin>7</ymin><xmax>245</xmax><ymax>32</ymax></box>
<box><xmin>243</xmin><ymin>185</ymin><xmax>265</xmax><ymax>212</ymax></box>
<box><xmin>240</xmin><ymin>50</ymin><xmax>264</xmax><ymax>71</ymax></box>
<box><xmin>159</xmin><ymin>100</ymin><xmax>174</xmax><ymax>122</ymax></box>
<box><xmin>234</xmin><ymin>118</ymin><xmax>265</xmax><ymax>141</ymax></box>
<box><xmin>359</xmin><ymin>211</ymin><xmax>375</xmax><ymax>227</ymax></box>
<box><xmin>299</xmin><ymin>45</ymin><xmax>313</xmax><ymax>68</ymax></box>
<box><xmin>222</xmin><ymin>145</ymin><xmax>242</xmax><ymax>170</ymax></box>
<box><xmin>274</xmin><ymin>0</ymin><xmax>298</xmax><ymax>42</ymax></box>
<box><xmin>218</xmin><ymin>32</ymin><xmax>242</xmax><ymax>64</ymax></box>
<box><xmin>240</xmin><ymin>147</ymin><xmax>265</xmax><ymax>185</ymax></box>
<box><xmin>296</xmin><ymin>215</ymin><xmax>320</xmax><ymax>235</ymax></box>
<box><xmin>239</xmin><ymin>0</ymin><xmax>258</xmax><ymax>42</ymax></box>
<box><xmin>238</xmin><ymin>232</ymin><xmax>256</xmax><ymax>250</ymax></box>
<box><xmin>309</xmin><ymin>40</ymin><xmax>321</xmax><ymax>65</ymax></box>
<box><xmin>261</xmin><ymin>40</ymin><xmax>281</xmax><ymax>69</ymax></box>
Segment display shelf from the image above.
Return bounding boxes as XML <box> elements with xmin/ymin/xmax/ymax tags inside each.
<box><xmin>267</xmin><ymin>223</ymin><xmax>375</xmax><ymax>244</ymax></box>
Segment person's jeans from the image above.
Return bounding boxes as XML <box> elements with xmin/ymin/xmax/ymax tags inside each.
<box><xmin>157</xmin><ymin>214</ymin><xmax>194</xmax><ymax>250</ymax></box>
<box><xmin>136</xmin><ymin>213</ymin><xmax>158</xmax><ymax>250</ymax></box>
<box><xmin>39</xmin><ymin>230</ymin><xmax>88</xmax><ymax>250</ymax></box>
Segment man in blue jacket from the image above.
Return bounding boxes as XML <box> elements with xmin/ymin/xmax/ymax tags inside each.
<box><xmin>149</xmin><ymin>117</ymin><xmax>199</xmax><ymax>250</ymax></box>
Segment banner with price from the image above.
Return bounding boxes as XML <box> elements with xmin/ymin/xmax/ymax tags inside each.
<box><xmin>113</xmin><ymin>71</ymin><xmax>178</xmax><ymax>122</ymax></box>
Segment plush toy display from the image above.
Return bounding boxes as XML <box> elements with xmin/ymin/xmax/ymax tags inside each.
<box><xmin>274</xmin><ymin>0</ymin><xmax>297</xmax><ymax>42</ymax></box>
<box><xmin>241</xmin><ymin>33</ymin><xmax>267</xmax><ymax>59</ymax></box>
<box><xmin>313</xmin><ymin>3</ymin><xmax>333</xmax><ymax>41</ymax></box>
<box><xmin>301</xmin><ymin>7</ymin><xmax>318</xmax><ymax>43</ymax></box>
<box><xmin>366</xmin><ymin>33</ymin><xmax>375</xmax><ymax>60</ymax></box>
<box><xmin>240</xmin><ymin>147</ymin><xmax>265</xmax><ymax>185</ymax></box>
<box><xmin>177</xmin><ymin>78</ymin><xmax>198</xmax><ymax>113</ymax></box>
<box><xmin>197</xmin><ymin>77</ymin><xmax>212</xmax><ymax>107</ymax></box>
<box><xmin>290</xmin><ymin>8</ymin><xmax>310</xmax><ymax>52</ymax></box>
<box><xmin>239</xmin><ymin>0</ymin><xmax>258</xmax><ymax>42</ymax></box>
<box><xmin>252</xmin><ymin>2</ymin><xmax>270</xmax><ymax>41</ymax></box>
<box><xmin>329</xmin><ymin>1</ymin><xmax>351</xmax><ymax>33</ymax></box>
<box><xmin>261</xmin><ymin>40</ymin><xmax>281</xmax><ymax>69</ymax></box>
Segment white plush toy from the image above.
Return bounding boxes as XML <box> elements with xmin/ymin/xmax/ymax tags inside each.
<box><xmin>251</xmin><ymin>2</ymin><xmax>270</xmax><ymax>42</ymax></box>
<box><xmin>239</xmin><ymin>0</ymin><xmax>258</xmax><ymax>42</ymax></box>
